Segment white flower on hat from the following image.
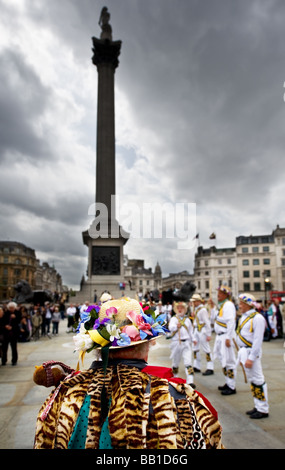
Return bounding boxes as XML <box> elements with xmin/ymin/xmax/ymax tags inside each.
<box><xmin>106</xmin><ymin>323</ymin><xmax>121</xmax><ymax>342</ymax></box>
<box><xmin>73</xmin><ymin>323</ymin><xmax>93</xmax><ymax>352</ymax></box>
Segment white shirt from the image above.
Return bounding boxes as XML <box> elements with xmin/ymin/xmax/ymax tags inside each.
<box><xmin>236</xmin><ymin>308</ymin><xmax>266</xmax><ymax>361</ymax></box>
<box><xmin>168</xmin><ymin>315</ymin><xmax>193</xmax><ymax>341</ymax></box>
<box><xmin>194</xmin><ymin>304</ymin><xmax>211</xmax><ymax>337</ymax></box>
<box><xmin>214</xmin><ymin>300</ymin><xmax>236</xmax><ymax>340</ymax></box>
<box><xmin>67</xmin><ymin>307</ymin><xmax>76</xmax><ymax>317</ymax></box>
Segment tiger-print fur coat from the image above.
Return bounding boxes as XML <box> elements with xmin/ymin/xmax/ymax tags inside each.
<box><xmin>34</xmin><ymin>363</ymin><xmax>224</xmax><ymax>449</ymax></box>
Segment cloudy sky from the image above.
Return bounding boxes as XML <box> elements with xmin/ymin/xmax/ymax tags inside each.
<box><xmin>1</xmin><ymin>0</ymin><xmax>285</xmax><ymax>289</ymax></box>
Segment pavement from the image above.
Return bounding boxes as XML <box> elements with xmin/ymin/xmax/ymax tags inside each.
<box><xmin>0</xmin><ymin>320</ymin><xmax>284</xmax><ymax>450</ymax></box>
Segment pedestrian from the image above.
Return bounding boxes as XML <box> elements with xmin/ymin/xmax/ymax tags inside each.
<box><xmin>18</xmin><ymin>307</ymin><xmax>31</xmax><ymax>342</ymax></box>
<box><xmin>168</xmin><ymin>301</ymin><xmax>195</xmax><ymax>387</ymax></box>
<box><xmin>236</xmin><ymin>293</ymin><xmax>269</xmax><ymax>419</ymax></box>
<box><xmin>1</xmin><ymin>302</ymin><xmax>21</xmax><ymax>366</ymax></box>
<box><xmin>32</xmin><ymin>307</ymin><xmax>43</xmax><ymax>341</ymax></box>
<box><xmin>212</xmin><ymin>285</ymin><xmax>237</xmax><ymax>395</ymax></box>
<box><xmin>59</xmin><ymin>300</ymin><xmax>66</xmax><ymax>320</ymax></box>
<box><xmin>191</xmin><ymin>294</ymin><xmax>214</xmax><ymax>376</ymax></box>
<box><xmin>52</xmin><ymin>307</ymin><xmax>61</xmax><ymax>335</ymax></box>
<box><xmin>33</xmin><ymin>297</ymin><xmax>224</xmax><ymax>449</ymax></box>
<box><xmin>266</xmin><ymin>300</ymin><xmax>278</xmax><ymax>338</ymax></box>
<box><xmin>44</xmin><ymin>302</ymin><xmax>53</xmax><ymax>335</ymax></box>
<box><xmin>66</xmin><ymin>303</ymin><xmax>76</xmax><ymax>333</ymax></box>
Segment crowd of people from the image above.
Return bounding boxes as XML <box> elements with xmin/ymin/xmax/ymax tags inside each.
<box><xmin>1</xmin><ymin>288</ymin><xmax>284</xmax><ymax>431</ymax></box>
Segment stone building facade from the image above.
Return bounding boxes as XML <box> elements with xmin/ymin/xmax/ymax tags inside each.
<box><xmin>193</xmin><ymin>225</ymin><xmax>285</xmax><ymax>303</ymax></box>
<box><xmin>0</xmin><ymin>241</ymin><xmax>63</xmax><ymax>301</ymax></box>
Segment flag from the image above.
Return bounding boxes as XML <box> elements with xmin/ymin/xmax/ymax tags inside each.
<box><xmin>209</xmin><ymin>232</ymin><xmax>216</xmax><ymax>239</ymax></box>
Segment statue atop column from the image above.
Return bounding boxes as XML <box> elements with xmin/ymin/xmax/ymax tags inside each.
<box><xmin>98</xmin><ymin>7</ymin><xmax>112</xmax><ymax>40</ymax></box>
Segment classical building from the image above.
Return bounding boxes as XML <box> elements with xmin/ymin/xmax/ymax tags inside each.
<box><xmin>192</xmin><ymin>225</ymin><xmax>285</xmax><ymax>303</ymax></box>
<box><xmin>0</xmin><ymin>241</ymin><xmax>37</xmax><ymax>300</ymax></box>
<box><xmin>124</xmin><ymin>256</ymin><xmax>162</xmax><ymax>296</ymax></box>
<box><xmin>34</xmin><ymin>261</ymin><xmax>63</xmax><ymax>294</ymax></box>
<box><xmin>272</xmin><ymin>225</ymin><xmax>285</xmax><ymax>292</ymax></box>
<box><xmin>0</xmin><ymin>241</ymin><xmax>63</xmax><ymax>301</ymax></box>
<box><xmin>194</xmin><ymin>245</ymin><xmax>237</xmax><ymax>301</ymax></box>
<box><xmin>162</xmin><ymin>270</ymin><xmax>194</xmax><ymax>292</ymax></box>
<box><xmin>236</xmin><ymin>233</ymin><xmax>276</xmax><ymax>302</ymax></box>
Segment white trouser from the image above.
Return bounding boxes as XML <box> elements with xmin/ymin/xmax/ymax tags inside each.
<box><xmin>193</xmin><ymin>330</ymin><xmax>214</xmax><ymax>371</ymax></box>
<box><xmin>267</xmin><ymin>315</ymin><xmax>278</xmax><ymax>338</ymax></box>
<box><xmin>213</xmin><ymin>334</ymin><xmax>236</xmax><ymax>389</ymax></box>
<box><xmin>237</xmin><ymin>348</ymin><xmax>269</xmax><ymax>413</ymax></box>
<box><xmin>170</xmin><ymin>339</ymin><xmax>194</xmax><ymax>384</ymax></box>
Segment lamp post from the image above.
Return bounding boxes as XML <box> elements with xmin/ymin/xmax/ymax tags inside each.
<box><xmin>264</xmin><ymin>277</ymin><xmax>270</xmax><ymax>305</ymax></box>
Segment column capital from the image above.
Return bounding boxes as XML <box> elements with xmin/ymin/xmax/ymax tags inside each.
<box><xmin>92</xmin><ymin>37</ymin><xmax>122</xmax><ymax>70</ymax></box>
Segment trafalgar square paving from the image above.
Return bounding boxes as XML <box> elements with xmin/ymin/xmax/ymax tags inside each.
<box><xmin>0</xmin><ymin>319</ymin><xmax>284</xmax><ymax>450</ymax></box>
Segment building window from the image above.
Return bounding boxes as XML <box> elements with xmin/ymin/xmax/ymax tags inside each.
<box><xmin>253</xmin><ymin>259</ymin><xmax>259</xmax><ymax>265</ymax></box>
<box><xmin>254</xmin><ymin>283</ymin><xmax>261</xmax><ymax>291</ymax></box>
<box><xmin>242</xmin><ymin>247</ymin><xmax>248</xmax><ymax>253</ymax></box>
<box><xmin>243</xmin><ymin>271</ymin><xmax>250</xmax><ymax>278</ymax></box>
<box><xmin>243</xmin><ymin>283</ymin><xmax>250</xmax><ymax>291</ymax></box>
<box><xmin>242</xmin><ymin>259</ymin><xmax>249</xmax><ymax>265</ymax></box>
<box><xmin>253</xmin><ymin>270</ymin><xmax>260</xmax><ymax>277</ymax></box>
<box><xmin>263</xmin><ymin>259</ymin><xmax>270</xmax><ymax>265</ymax></box>
<box><xmin>205</xmin><ymin>280</ymin><xmax>209</xmax><ymax>289</ymax></box>
<box><xmin>252</xmin><ymin>247</ymin><xmax>259</xmax><ymax>253</ymax></box>
<box><xmin>227</xmin><ymin>258</ymin><xmax>232</xmax><ymax>264</ymax></box>
<box><xmin>263</xmin><ymin>270</ymin><xmax>271</xmax><ymax>277</ymax></box>
<box><xmin>263</xmin><ymin>246</ymin><xmax>269</xmax><ymax>252</ymax></box>
<box><xmin>282</xmin><ymin>259</ymin><xmax>285</xmax><ymax>266</ymax></box>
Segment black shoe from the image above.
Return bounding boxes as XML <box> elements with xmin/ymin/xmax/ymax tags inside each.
<box><xmin>193</xmin><ymin>368</ymin><xmax>201</xmax><ymax>373</ymax></box>
<box><xmin>246</xmin><ymin>408</ymin><xmax>257</xmax><ymax>415</ymax></box>
<box><xmin>221</xmin><ymin>387</ymin><xmax>236</xmax><ymax>395</ymax></box>
<box><xmin>218</xmin><ymin>384</ymin><xmax>228</xmax><ymax>391</ymax></box>
<box><xmin>250</xmin><ymin>411</ymin><xmax>269</xmax><ymax>419</ymax></box>
<box><xmin>202</xmin><ymin>369</ymin><xmax>214</xmax><ymax>376</ymax></box>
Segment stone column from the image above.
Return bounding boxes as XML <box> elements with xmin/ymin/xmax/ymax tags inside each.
<box><xmin>92</xmin><ymin>37</ymin><xmax>122</xmax><ymax>225</ymax></box>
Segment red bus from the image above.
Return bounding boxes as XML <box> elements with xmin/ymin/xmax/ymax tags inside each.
<box><xmin>269</xmin><ymin>291</ymin><xmax>285</xmax><ymax>303</ymax></box>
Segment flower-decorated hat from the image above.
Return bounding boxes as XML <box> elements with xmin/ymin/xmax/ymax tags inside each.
<box><xmin>217</xmin><ymin>285</ymin><xmax>232</xmax><ymax>297</ymax></box>
<box><xmin>238</xmin><ymin>293</ymin><xmax>256</xmax><ymax>308</ymax></box>
<box><xmin>73</xmin><ymin>297</ymin><xmax>168</xmax><ymax>357</ymax></box>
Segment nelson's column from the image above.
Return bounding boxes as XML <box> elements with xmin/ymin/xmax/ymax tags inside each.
<box><xmin>78</xmin><ymin>8</ymin><xmax>129</xmax><ymax>302</ymax></box>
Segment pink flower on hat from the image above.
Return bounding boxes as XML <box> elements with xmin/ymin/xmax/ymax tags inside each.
<box><xmin>126</xmin><ymin>310</ymin><xmax>153</xmax><ymax>336</ymax></box>
<box><xmin>122</xmin><ymin>325</ymin><xmax>141</xmax><ymax>341</ymax></box>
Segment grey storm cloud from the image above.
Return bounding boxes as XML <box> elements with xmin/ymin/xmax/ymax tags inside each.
<box><xmin>1</xmin><ymin>0</ymin><xmax>285</xmax><ymax>288</ymax></box>
<box><xmin>0</xmin><ymin>49</ymin><xmax>53</xmax><ymax>163</ymax></box>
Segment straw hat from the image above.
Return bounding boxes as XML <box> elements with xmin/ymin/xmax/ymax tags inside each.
<box><xmin>173</xmin><ymin>301</ymin><xmax>187</xmax><ymax>315</ymax></box>
<box><xmin>190</xmin><ymin>294</ymin><xmax>203</xmax><ymax>303</ymax></box>
<box><xmin>73</xmin><ymin>297</ymin><xmax>167</xmax><ymax>353</ymax></box>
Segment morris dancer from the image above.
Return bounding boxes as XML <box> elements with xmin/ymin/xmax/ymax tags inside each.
<box><xmin>213</xmin><ymin>285</ymin><xmax>237</xmax><ymax>395</ymax></box>
<box><xmin>236</xmin><ymin>293</ymin><xmax>269</xmax><ymax>419</ymax></box>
